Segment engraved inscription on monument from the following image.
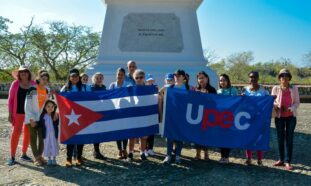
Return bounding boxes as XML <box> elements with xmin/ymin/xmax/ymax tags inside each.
<box><xmin>119</xmin><ymin>13</ymin><xmax>184</xmax><ymax>53</ymax></box>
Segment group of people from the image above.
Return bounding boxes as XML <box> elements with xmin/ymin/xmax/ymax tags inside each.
<box><xmin>7</xmin><ymin>60</ymin><xmax>300</xmax><ymax>171</ymax></box>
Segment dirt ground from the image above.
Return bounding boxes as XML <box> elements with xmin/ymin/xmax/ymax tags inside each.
<box><xmin>0</xmin><ymin>99</ymin><xmax>310</xmax><ymax>186</ymax></box>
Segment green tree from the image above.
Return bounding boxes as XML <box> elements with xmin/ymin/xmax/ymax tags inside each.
<box><xmin>225</xmin><ymin>51</ymin><xmax>253</xmax><ymax>83</ymax></box>
<box><xmin>30</xmin><ymin>21</ymin><xmax>100</xmax><ymax>80</ymax></box>
<box><xmin>0</xmin><ymin>17</ymin><xmax>37</xmax><ymax>69</ymax></box>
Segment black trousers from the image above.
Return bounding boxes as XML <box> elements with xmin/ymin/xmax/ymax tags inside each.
<box><xmin>275</xmin><ymin>116</ymin><xmax>296</xmax><ymax>163</ymax></box>
<box><xmin>116</xmin><ymin>140</ymin><xmax>128</xmax><ymax>150</ymax></box>
<box><xmin>94</xmin><ymin>143</ymin><xmax>100</xmax><ymax>153</ymax></box>
<box><xmin>147</xmin><ymin>135</ymin><xmax>154</xmax><ymax>150</ymax></box>
<box><xmin>67</xmin><ymin>144</ymin><xmax>84</xmax><ymax>160</ymax></box>
<box><xmin>220</xmin><ymin>148</ymin><xmax>231</xmax><ymax>158</ymax></box>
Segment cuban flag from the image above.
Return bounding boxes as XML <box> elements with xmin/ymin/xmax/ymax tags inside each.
<box><xmin>56</xmin><ymin>86</ymin><xmax>159</xmax><ymax>144</ymax></box>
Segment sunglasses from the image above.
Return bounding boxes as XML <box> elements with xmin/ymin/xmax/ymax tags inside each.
<box><xmin>249</xmin><ymin>76</ymin><xmax>257</xmax><ymax>79</ymax></box>
<box><xmin>135</xmin><ymin>76</ymin><xmax>144</xmax><ymax>80</ymax></box>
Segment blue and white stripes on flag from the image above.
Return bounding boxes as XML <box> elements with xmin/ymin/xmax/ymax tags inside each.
<box><xmin>58</xmin><ymin>86</ymin><xmax>159</xmax><ymax>144</ymax></box>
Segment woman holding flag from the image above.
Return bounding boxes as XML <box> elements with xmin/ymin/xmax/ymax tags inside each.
<box><xmin>217</xmin><ymin>74</ymin><xmax>238</xmax><ymax>164</ymax></box>
<box><xmin>90</xmin><ymin>72</ymin><xmax>107</xmax><ymax>160</ymax></box>
<box><xmin>242</xmin><ymin>71</ymin><xmax>269</xmax><ymax>166</ymax></box>
<box><xmin>109</xmin><ymin>68</ymin><xmax>132</xmax><ymax>159</ymax></box>
<box><xmin>61</xmin><ymin>68</ymin><xmax>91</xmax><ymax>167</ymax></box>
<box><xmin>162</xmin><ymin>69</ymin><xmax>191</xmax><ymax>164</ymax></box>
<box><xmin>127</xmin><ymin>69</ymin><xmax>149</xmax><ymax>161</ymax></box>
<box><xmin>194</xmin><ymin>71</ymin><xmax>217</xmax><ymax>161</ymax></box>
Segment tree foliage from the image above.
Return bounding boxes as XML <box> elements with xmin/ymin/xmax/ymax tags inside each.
<box><xmin>0</xmin><ymin>17</ymin><xmax>100</xmax><ymax>81</ymax></box>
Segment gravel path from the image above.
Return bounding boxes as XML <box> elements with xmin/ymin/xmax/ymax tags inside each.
<box><xmin>0</xmin><ymin>99</ymin><xmax>310</xmax><ymax>186</ymax></box>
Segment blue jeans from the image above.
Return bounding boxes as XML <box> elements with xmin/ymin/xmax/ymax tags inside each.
<box><xmin>275</xmin><ymin>116</ymin><xmax>296</xmax><ymax>163</ymax></box>
<box><xmin>166</xmin><ymin>139</ymin><xmax>183</xmax><ymax>156</ymax></box>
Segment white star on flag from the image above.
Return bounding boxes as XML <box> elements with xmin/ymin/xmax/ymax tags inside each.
<box><xmin>65</xmin><ymin>109</ymin><xmax>81</xmax><ymax>126</ymax></box>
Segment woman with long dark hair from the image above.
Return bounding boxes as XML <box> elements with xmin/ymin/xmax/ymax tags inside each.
<box><xmin>217</xmin><ymin>74</ymin><xmax>238</xmax><ymax>164</ymax></box>
<box><xmin>60</xmin><ymin>68</ymin><xmax>91</xmax><ymax>167</ymax></box>
<box><xmin>194</xmin><ymin>71</ymin><xmax>217</xmax><ymax>161</ymax></box>
<box><xmin>109</xmin><ymin>68</ymin><xmax>132</xmax><ymax>159</ymax></box>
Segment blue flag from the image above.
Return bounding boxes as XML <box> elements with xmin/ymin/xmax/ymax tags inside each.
<box><xmin>163</xmin><ymin>88</ymin><xmax>274</xmax><ymax>151</ymax></box>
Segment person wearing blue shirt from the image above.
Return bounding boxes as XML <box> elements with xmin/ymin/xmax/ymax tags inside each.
<box><xmin>125</xmin><ymin>60</ymin><xmax>137</xmax><ymax>85</ymax></box>
<box><xmin>109</xmin><ymin>68</ymin><xmax>132</xmax><ymax>159</ymax></box>
<box><xmin>242</xmin><ymin>71</ymin><xmax>269</xmax><ymax>166</ymax></box>
<box><xmin>217</xmin><ymin>74</ymin><xmax>238</xmax><ymax>164</ymax></box>
<box><xmin>162</xmin><ymin>69</ymin><xmax>190</xmax><ymax>164</ymax></box>
<box><xmin>60</xmin><ymin>68</ymin><xmax>91</xmax><ymax>167</ymax></box>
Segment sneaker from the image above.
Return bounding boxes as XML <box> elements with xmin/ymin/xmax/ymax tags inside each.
<box><xmin>52</xmin><ymin>159</ymin><xmax>57</xmax><ymax>165</ymax></box>
<box><xmin>47</xmin><ymin>160</ymin><xmax>53</xmax><ymax>165</ymax></box>
<box><xmin>175</xmin><ymin>156</ymin><xmax>181</xmax><ymax>164</ymax></box>
<box><xmin>76</xmin><ymin>159</ymin><xmax>83</xmax><ymax>166</ymax></box>
<box><xmin>245</xmin><ymin>159</ymin><xmax>252</xmax><ymax>165</ymax></box>
<box><xmin>127</xmin><ymin>153</ymin><xmax>134</xmax><ymax>162</ymax></box>
<box><xmin>257</xmin><ymin>160</ymin><xmax>263</xmax><ymax>166</ymax></box>
<box><xmin>147</xmin><ymin>149</ymin><xmax>155</xmax><ymax>156</ymax></box>
<box><xmin>140</xmin><ymin>152</ymin><xmax>147</xmax><ymax>161</ymax></box>
<box><xmin>7</xmin><ymin>157</ymin><xmax>16</xmax><ymax>166</ymax></box>
<box><xmin>273</xmin><ymin>160</ymin><xmax>285</xmax><ymax>166</ymax></box>
<box><xmin>21</xmin><ymin>154</ymin><xmax>32</xmax><ymax>162</ymax></box>
<box><xmin>65</xmin><ymin>159</ymin><xmax>72</xmax><ymax>167</ymax></box>
<box><xmin>144</xmin><ymin>150</ymin><xmax>149</xmax><ymax>157</ymax></box>
<box><xmin>162</xmin><ymin>156</ymin><xmax>171</xmax><ymax>164</ymax></box>
<box><xmin>94</xmin><ymin>152</ymin><xmax>106</xmax><ymax>160</ymax></box>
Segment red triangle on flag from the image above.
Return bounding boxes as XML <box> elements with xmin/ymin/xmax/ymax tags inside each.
<box><xmin>56</xmin><ymin>93</ymin><xmax>104</xmax><ymax>143</ymax></box>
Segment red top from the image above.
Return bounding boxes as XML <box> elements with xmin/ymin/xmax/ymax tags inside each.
<box><xmin>280</xmin><ymin>89</ymin><xmax>293</xmax><ymax>117</ymax></box>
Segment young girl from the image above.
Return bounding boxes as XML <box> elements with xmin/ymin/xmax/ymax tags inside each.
<box><xmin>38</xmin><ymin>100</ymin><xmax>59</xmax><ymax>165</ymax></box>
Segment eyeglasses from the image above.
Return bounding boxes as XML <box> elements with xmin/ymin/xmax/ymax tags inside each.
<box><xmin>135</xmin><ymin>76</ymin><xmax>144</xmax><ymax>80</ymax></box>
<box><xmin>249</xmin><ymin>76</ymin><xmax>257</xmax><ymax>79</ymax></box>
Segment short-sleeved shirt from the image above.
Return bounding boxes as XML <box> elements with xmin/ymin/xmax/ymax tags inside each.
<box><xmin>125</xmin><ymin>74</ymin><xmax>135</xmax><ymax>85</ymax></box>
<box><xmin>217</xmin><ymin>87</ymin><xmax>238</xmax><ymax>96</ymax></box>
<box><xmin>243</xmin><ymin>86</ymin><xmax>269</xmax><ymax>97</ymax></box>
<box><xmin>109</xmin><ymin>81</ymin><xmax>132</xmax><ymax>89</ymax></box>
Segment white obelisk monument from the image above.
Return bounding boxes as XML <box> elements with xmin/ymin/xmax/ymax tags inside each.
<box><xmin>87</xmin><ymin>0</ymin><xmax>218</xmax><ymax>87</ymax></box>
